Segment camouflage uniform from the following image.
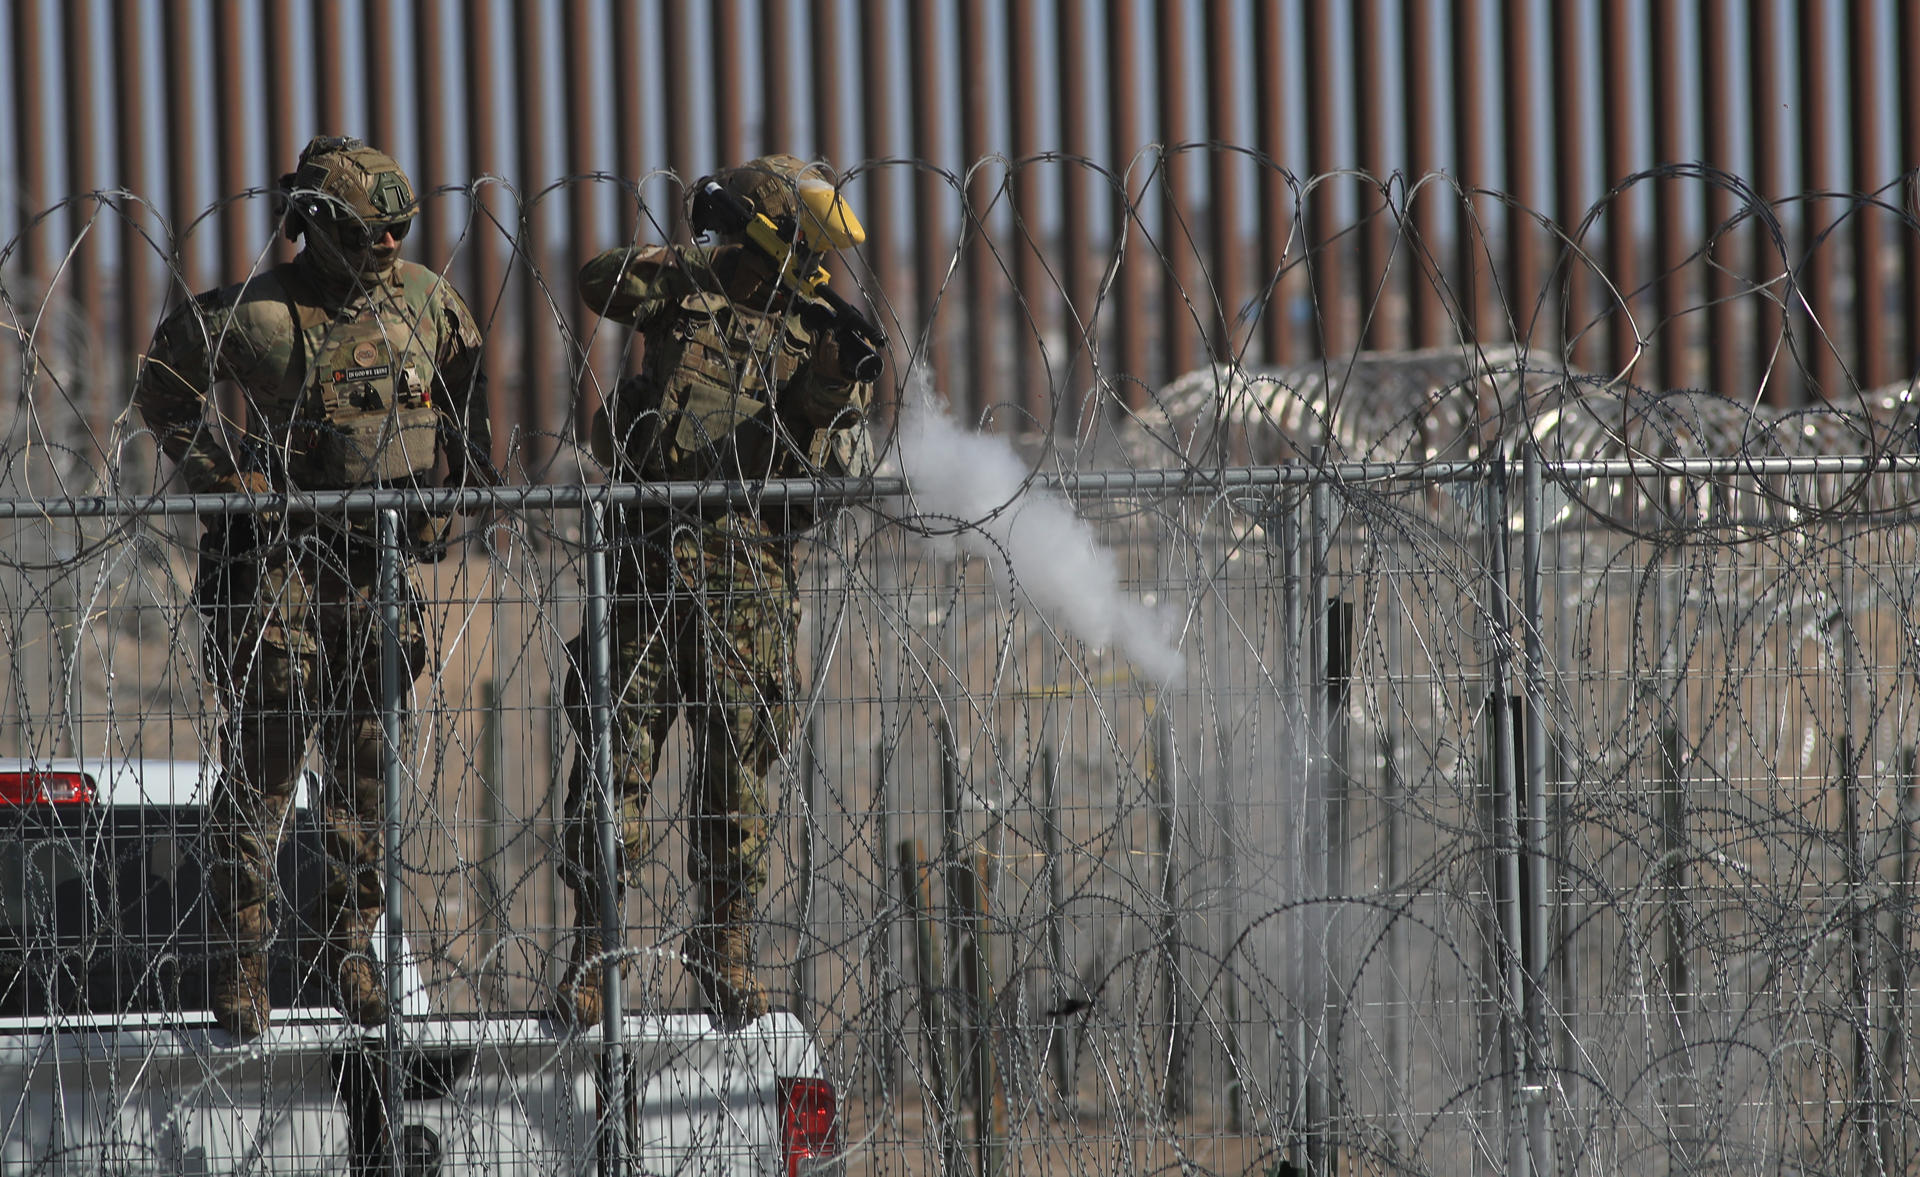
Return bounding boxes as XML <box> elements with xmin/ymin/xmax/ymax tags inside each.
<box><xmin>135</xmin><ymin>137</ymin><xmax>491</xmax><ymax>1039</ymax></box>
<box><xmin>557</xmin><ymin>156</ymin><xmax>874</xmax><ymax>1026</ymax></box>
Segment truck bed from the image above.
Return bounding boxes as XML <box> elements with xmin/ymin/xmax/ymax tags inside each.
<box><xmin>0</xmin><ymin>1008</ymin><xmax>825</xmax><ymax>1175</ymax></box>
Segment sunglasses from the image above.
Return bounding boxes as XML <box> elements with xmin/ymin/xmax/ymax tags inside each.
<box><xmin>333</xmin><ymin>217</ymin><xmax>413</xmax><ymax>249</ymax></box>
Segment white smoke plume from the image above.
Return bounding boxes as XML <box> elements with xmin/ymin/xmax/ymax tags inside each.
<box><xmin>895</xmin><ymin>381</ymin><xmax>1186</xmax><ymax>686</ymax></box>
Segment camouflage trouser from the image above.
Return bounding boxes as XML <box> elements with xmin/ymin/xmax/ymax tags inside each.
<box><xmin>560</xmin><ymin>517</ymin><xmax>801</xmax><ymax>917</ymax></box>
<box><xmin>198</xmin><ymin>522</ymin><xmax>426</xmax><ymax>953</ymax></box>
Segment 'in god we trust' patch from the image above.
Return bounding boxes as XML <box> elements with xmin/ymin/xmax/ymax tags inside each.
<box><xmin>334</xmin><ymin>340</ymin><xmax>394</xmax><ymax>384</ymax></box>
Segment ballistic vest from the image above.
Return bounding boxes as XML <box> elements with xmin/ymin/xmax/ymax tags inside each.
<box><xmin>635</xmin><ymin>289</ymin><xmax>813</xmax><ymax>481</ymax></box>
<box><xmin>284</xmin><ymin>299</ymin><xmax>440</xmax><ymax>488</ymax></box>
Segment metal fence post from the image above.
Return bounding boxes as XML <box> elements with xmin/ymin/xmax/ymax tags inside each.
<box><xmin>1656</xmin><ymin>533</ymin><xmax>1699</xmax><ymax>1168</ymax></box>
<box><xmin>1039</xmin><ymin>743</ymin><xmax>1074</xmax><ymax>1108</ymax></box>
<box><xmin>1277</xmin><ymin>483</ymin><xmax>1308</xmax><ymax>1171</ymax></box>
<box><xmin>795</xmin><ymin>711</ymin><xmax>818</xmax><ymax>1017</ymax></box>
<box><xmin>1483</xmin><ymin>460</ymin><xmax>1530</xmax><ymax>1177</ymax></box>
<box><xmin>1887</xmin><ymin>746</ymin><xmax>1918</xmax><ymax>1176</ymax></box>
<box><xmin>376</xmin><ymin>507</ymin><xmax>407</xmax><ymax>1176</ymax></box>
<box><xmin>1152</xmin><ymin>700</ymin><xmax>1188</xmax><ymax>1118</ymax></box>
<box><xmin>958</xmin><ymin>848</ymin><xmax>1004</xmax><ymax>1177</ymax></box>
<box><xmin>1841</xmin><ymin>731</ymin><xmax>1883</xmax><ymax>1176</ymax></box>
<box><xmin>1521</xmin><ymin>444</ymin><xmax>1553</xmax><ymax>1173</ymax></box>
<box><xmin>582</xmin><ymin>497</ymin><xmax>627</xmax><ymax>1172</ymax></box>
<box><xmin>873</xmin><ymin>741</ymin><xmax>903</xmax><ymax>1096</ymax></box>
<box><xmin>54</xmin><ymin>582</ymin><xmax>79</xmax><ymax>758</ymax></box>
<box><xmin>796</xmin><ymin>536</ymin><xmax>831</xmax><ymax>1021</ymax></box>
<box><xmin>900</xmin><ymin>838</ymin><xmax>962</xmax><ymax>1177</ymax></box>
<box><xmin>479</xmin><ymin>679</ymin><xmax>505</xmax><ymax>1007</ymax></box>
<box><xmin>1305</xmin><ymin>462</ymin><xmax>1331</xmax><ymax>1175</ymax></box>
<box><xmin>1382</xmin><ymin>579</ymin><xmax>1409</xmax><ymax>1141</ymax></box>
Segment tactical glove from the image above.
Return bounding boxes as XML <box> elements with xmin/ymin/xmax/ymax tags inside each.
<box><xmin>801</xmin><ymin>295</ymin><xmax>885</xmax><ymax>385</ymax></box>
<box><xmin>407</xmin><ymin>510</ymin><xmax>456</xmax><ymax>563</ymax></box>
<box><xmin>203</xmin><ymin>470</ymin><xmax>276</xmax><ymax>550</ymax></box>
<box><xmin>208</xmin><ymin>469</ymin><xmax>274</xmax><ymax>497</ymax></box>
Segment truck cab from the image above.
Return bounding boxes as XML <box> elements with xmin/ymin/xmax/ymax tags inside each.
<box><xmin>0</xmin><ymin>759</ymin><xmax>842</xmax><ymax>1175</ymax></box>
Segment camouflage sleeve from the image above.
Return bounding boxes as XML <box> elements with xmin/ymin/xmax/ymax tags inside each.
<box><xmin>133</xmin><ymin>296</ymin><xmax>240</xmax><ymax>493</ymax></box>
<box><xmin>577</xmin><ymin>245</ymin><xmax>688</xmax><ymax>326</ymax></box>
<box><xmin>434</xmin><ymin>284</ymin><xmax>496</xmax><ymax>488</ymax></box>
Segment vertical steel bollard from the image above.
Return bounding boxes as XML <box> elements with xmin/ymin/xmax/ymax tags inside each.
<box><xmin>581</xmin><ymin>498</ymin><xmax>627</xmax><ymax>1171</ymax></box>
<box><xmin>376</xmin><ymin>507</ymin><xmax>407</xmax><ymax>1174</ymax></box>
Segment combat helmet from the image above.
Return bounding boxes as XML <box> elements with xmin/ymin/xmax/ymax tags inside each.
<box><xmin>277</xmin><ymin>135</ymin><xmax>417</xmax><ymax>248</ymax></box>
<box><xmin>695</xmin><ymin>154</ymin><xmax>866</xmax><ymax>256</ymax></box>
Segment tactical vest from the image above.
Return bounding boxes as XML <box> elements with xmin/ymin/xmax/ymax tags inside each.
<box><xmin>631</xmin><ymin>290</ymin><xmax>811</xmax><ymax>480</ymax></box>
<box><xmin>284</xmin><ymin>302</ymin><xmax>440</xmax><ymax>488</ymax></box>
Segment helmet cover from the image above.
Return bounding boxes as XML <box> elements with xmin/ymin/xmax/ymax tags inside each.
<box><xmin>282</xmin><ymin>135</ymin><xmax>417</xmax><ymax>239</ymax></box>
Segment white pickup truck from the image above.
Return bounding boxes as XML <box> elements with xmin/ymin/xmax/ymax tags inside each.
<box><xmin>0</xmin><ymin>758</ymin><xmax>842</xmax><ymax>1176</ymax></box>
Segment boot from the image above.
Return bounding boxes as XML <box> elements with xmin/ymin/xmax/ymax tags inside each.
<box><xmin>684</xmin><ymin>908</ymin><xmax>767</xmax><ymax>1030</ymax></box>
<box><xmin>553</xmin><ymin>889</ymin><xmax>617</xmax><ymax>1028</ymax></box>
<box><xmin>322</xmin><ymin>910</ymin><xmax>391</xmax><ymax>1028</ymax></box>
<box><xmin>210</xmin><ymin>950</ymin><xmax>270</xmax><ymax>1041</ymax></box>
<box><xmin>552</xmin><ymin>929</ymin><xmax>605</xmax><ymax>1028</ymax></box>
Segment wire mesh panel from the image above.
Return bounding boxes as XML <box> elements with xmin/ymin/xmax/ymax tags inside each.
<box><xmin>4</xmin><ymin>459</ymin><xmax>1919</xmax><ymax>1174</ymax></box>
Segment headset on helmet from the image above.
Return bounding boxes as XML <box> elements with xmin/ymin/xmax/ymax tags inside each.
<box><xmin>690</xmin><ymin>154</ymin><xmax>865</xmax><ymax>256</ymax></box>
<box><xmin>274</xmin><ymin>135</ymin><xmax>417</xmax><ymax>246</ymax></box>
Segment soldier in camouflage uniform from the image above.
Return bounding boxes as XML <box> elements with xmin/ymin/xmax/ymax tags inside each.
<box><xmin>556</xmin><ymin>154</ymin><xmax>878</xmax><ymax>1028</ymax></box>
<box><xmin>135</xmin><ymin>136</ymin><xmax>494</xmax><ymax>1041</ymax></box>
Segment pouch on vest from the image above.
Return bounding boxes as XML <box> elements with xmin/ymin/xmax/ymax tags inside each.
<box><xmin>662</xmin><ymin>293</ymin><xmax>801</xmax><ymax>460</ymax></box>
<box><xmin>809</xmin><ymin>422</ymin><xmax>875</xmax><ymax>478</ymax></box>
<box><xmin>673</xmin><ymin>379</ymin><xmax>766</xmax><ymax>457</ymax></box>
<box><xmin>294</xmin><ymin>331</ymin><xmax>439</xmax><ymax>486</ymax></box>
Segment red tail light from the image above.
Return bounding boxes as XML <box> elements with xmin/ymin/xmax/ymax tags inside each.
<box><xmin>0</xmin><ymin>771</ymin><xmax>96</xmax><ymax>806</ymax></box>
<box><xmin>778</xmin><ymin>1076</ymin><xmax>840</xmax><ymax>1176</ymax></box>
